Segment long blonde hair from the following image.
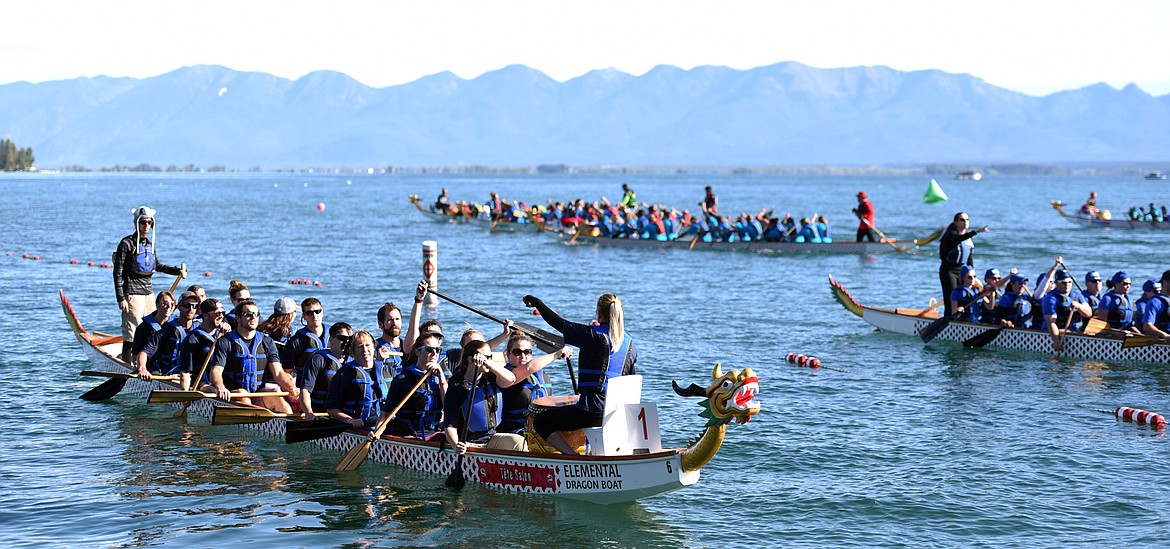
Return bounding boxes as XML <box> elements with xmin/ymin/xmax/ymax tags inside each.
<box><xmin>596</xmin><ymin>293</ymin><xmax>624</xmax><ymax>350</ymax></box>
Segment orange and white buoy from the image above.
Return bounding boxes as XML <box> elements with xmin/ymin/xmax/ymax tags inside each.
<box><xmin>1115</xmin><ymin>406</ymin><xmax>1166</xmax><ymax>427</ymax></box>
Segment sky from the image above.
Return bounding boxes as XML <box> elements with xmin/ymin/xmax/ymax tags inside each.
<box><xmin>2</xmin><ymin>1</ymin><xmax>1168</xmax><ymax>97</ymax></box>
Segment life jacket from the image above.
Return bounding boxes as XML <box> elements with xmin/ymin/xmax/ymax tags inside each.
<box><xmin>151</xmin><ymin>319</ymin><xmax>188</xmax><ymax>375</ymax></box>
<box><xmin>223</xmin><ymin>331</ymin><xmax>267</xmax><ymax>393</ymax></box>
<box><xmin>578</xmin><ymin>325</ymin><xmax>631</xmax><ymax>394</ymax></box>
<box><xmin>302</xmin><ymin>348</ymin><xmax>341</xmax><ymax>411</ymax></box>
<box><xmin>456</xmin><ymin>379</ymin><xmax>502</xmax><ymax>438</ymax></box>
<box><xmin>978</xmin><ymin>288</ymin><xmax>1002</xmax><ymax>323</ymax></box>
<box><xmin>291</xmin><ymin>323</ymin><xmax>330</xmax><ymax>372</ymax></box>
<box><xmin>816</xmin><ymin>222</ymin><xmax>832</xmax><ymax>243</ymax></box>
<box><xmin>499</xmin><ymin>365</ymin><xmax>550</xmax><ymax>433</ymax></box>
<box><xmin>997</xmin><ymin>291</ymin><xmax>1031</xmax><ymax>326</ymax></box>
<box><xmin>950</xmin><ymin>286</ymin><xmax>979</xmax><ymax>323</ymax></box>
<box><xmin>1045</xmin><ymin>290</ymin><xmax>1077</xmax><ymax>330</ymax></box>
<box><xmin>1152</xmin><ymin>294</ymin><xmax>1170</xmax><ymax>330</ymax></box>
<box><xmin>940</xmin><ymin>233</ymin><xmax>973</xmax><ymax>265</ymax></box>
<box><xmin>392</xmin><ymin>365</ymin><xmax>444</xmax><ymax>436</ymax></box>
<box><xmin>1102</xmin><ymin>291</ymin><xmax>1134</xmax><ymax>330</ymax></box>
<box><xmin>375</xmin><ymin>337</ymin><xmax>402</xmax><ymax>379</ymax></box>
<box><xmin>134</xmin><ymin>239</ymin><xmax>156</xmax><ymax>274</ymax></box>
<box><xmin>337</xmin><ymin>360</ymin><xmax>389</xmax><ymax>423</ymax></box>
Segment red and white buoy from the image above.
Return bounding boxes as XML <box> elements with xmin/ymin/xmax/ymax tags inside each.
<box><xmin>1115</xmin><ymin>406</ymin><xmax>1166</xmax><ymax>427</ymax></box>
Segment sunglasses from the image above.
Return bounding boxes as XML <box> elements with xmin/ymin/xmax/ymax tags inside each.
<box><xmin>509</xmin><ymin>348</ymin><xmax>533</xmax><ymax>357</ymax></box>
<box><xmin>240</xmin><ymin>311</ymin><xmax>260</xmax><ymax>319</ymax></box>
<box><xmin>179</xmin><ymin>302</ymin><xmax>198</xmax><ymax>309</ymax></box>
<box><xmin>207</xmin><ymin>310</ymin><xmax>226</xmax><ymax>316</ymax></box>
<box><xmin>422</xmin><ymin>346</ymin><xmax>442</xmax><ymax>354</ymax></box>
<box><xmin>138</xmin><ymin>219</ymin><xmax>154</xmax><ymax>226</ymax></box>
<box><xmin>303</xmin><ymin>309</ymin><xmax>322</xmax><ymax>316</ymax></box>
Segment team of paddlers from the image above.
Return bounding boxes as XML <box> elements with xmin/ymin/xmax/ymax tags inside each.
<box><xmin>113</xmin><ymin>205</ymin><xmax>637</xmax><ymax>456</ymax></box>
<box><xmin>947</xmin><ymin>259</ymin><xmax>1170</xmax><ymax>352</ymax></box>
<box><xmin>430</xmin><ymin>185</ymin><xmax>851</xmax><ymax>244</ymax></box>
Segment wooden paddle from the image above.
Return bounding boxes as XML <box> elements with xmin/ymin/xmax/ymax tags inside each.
<box><xmin>1121</xmin><ymin>334</ymin><xmax>1166</xmax><ymax>349</ymax></box>
<box><xmin>334</xmin><ymin>370</ymin><xmax>434</xmax><ymax>471</ymax></box>
<box><xmin>285</xmin><ymin>418</ymin><xmax>353</xmax><ymax>443</ymax></box>
<box><xmin>212</xmin><ymin>405</ymin><xmax>302</xmax><ymax>425</ymax></box>
<box><xmin>920</xmin><ymin>284</ymin><xmax>998</xmax><ymax>342</ymax></box>
<box><xmin>147</xmin><ymin>389</ymin><xmax>290</xmax><ymax>404</ymax></box>
<box><xmin>444</xmin><ymin>366</ymin><xmax>481</xmax><ymax>490</ymax></box>
<box><xmin>82</xmin><ymin>370</ymin><xmax>178</xmax><ymax>382</ymax></box>
<box><xmin>430</xmin><ymin>289</ymin><xmax>577</xmax><ymax>393</ymax></box>
<box><xmin>859</xmin><ymin>217</ymin><xmax>904</xmax><ymax>252</ymax></box>
<box><xmin>1084</xmin><ymin>317</ymin><xmax>1108</xmax><ymax>336</ymax></box>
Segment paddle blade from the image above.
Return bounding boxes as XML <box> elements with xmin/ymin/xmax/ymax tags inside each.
<box><xmin>918</xmin><ymin>316</ymin><xmax>952</xmax><ymax>343</ymax></box>
<box><xmin>284</xmin><ymin>419</ymin><xmax>351</xmax><ymax>443</ymax></box>
<box><xmin>444</xmin><ymin>456</ymin><xmax>467</xmax><ymax>490</ymax></box>
<box><xmin>963</xmin><ymin>328</ymin><xmax>1003</xmax><ymax>348</ymax></box>
<box><xmin>1083</xmin><ymin>318</ymin><xmax>1108</xmax><ymax>336</ymax></box>
<box><xmin>213</xmin><ymin>406</ymin><xmax>280</xmax><ymax>426</ymax></box>
<box><xmin>147</xmin><ymin>390</ymin><xmax>206</xmax><ymax>404</ymax></box>
<box><xmin>334</xmin><ymin>440</ymin><xmax>373</xmax><ymax>472</ymax></box>
<box><xmin>513</xmin><ymin>321</ymin><xmax>564</xmax><ymax>352</ymax></box>
<box><xmin>79</xmin><ymin>377</ymin><xmax>128</xmax><ymax>401</ymax></box>
<box><xmin>1122</xmin><ymin>335</ymin><xmax>1163</xmax><ymax>349</ymax></box>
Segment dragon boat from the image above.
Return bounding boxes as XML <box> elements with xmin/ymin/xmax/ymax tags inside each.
<box><xmin>829</xmin><ymin>276</ymin><xmax>1170</xmax><ymax>364</ymax></box>
<box><xmin>1050</xmin><ymin>200</ymin><xmax>1170</xmax><ymax>230</ymax></box>
<box><xmin>408</xmin><ymin>195</ymin><xmax>550</xmax><ymax>233</ymax></box>
<box><xmin>62</xmin><ymin>289</ymin><xmax>760</xmax><ymax>504</ymax></box>
<box><xmin>537</xmin><ymin>223</ymin><xmax>944</xmax><ymax>254</ymax></box>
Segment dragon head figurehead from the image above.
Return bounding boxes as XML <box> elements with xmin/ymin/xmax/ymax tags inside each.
<box><xmin>673</xmin><ymin>363</ymin><xmax>760</xmax><ymax>472</ymax></box>
<box><xmin>674</xmin><ymin>363</ymin><xmax>760</xmax><ymax>428</ymax></box>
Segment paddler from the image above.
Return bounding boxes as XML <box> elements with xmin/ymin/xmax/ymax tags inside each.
<box><xmin>495</xmin><ymin>332</ymin><xmax>571</xmax><ymax>434</ymax></box>
<box><xmin>298</xmin><ymin>322</ymin><xmax>352</xmax><ymax>421</ymax></box>
<box><xmin>374</xmin><ymin>301</ymin><xmax>405</xmax><ymax>378</ymax></box>
<box><xmin>852</xmin><ymin>191</ymin><xmax>875</xmax><ymax>243</ymax></box>
<box><xmin>327</xmin><ymin>330</ymin><xmax>395</xmax><ymax>432</ymax></box>
<box><xmin>382</xmin><ymin>332</ymin><xmax>448</xmax><ymax>438</ymax></box>
<box><xmin>113</xmin><ymin>205</ymin><xmax>186</xmax><ymax>362</ymax></box>
<box><xmin>1140</xmin><ymin>271</ymin><xmax>1170</xmax><ymax>339</ymax></box>
<box><xmin>178</xmin><ymin>298</ymin><xmax>225</xmax><ymax>390</ymax></box>
<box><xmin>1092</xmin><ymin>272</ymin><xmax>1135</xmax><ymax>332</ymax></box>
<box><xmin>208</xmin><ymin>298</ymin><xmax>293</xmax><ymax>413</ymax></box>
<box><xmin>280</xmin><ymin>297</ymin><xmax>330</xmax><ymax>378</ymax></box>
<box><xmin>1041</xmin><ymin>270</ymin><xmax>1093</xmax><ymax>351</ymax></box>
<box><xmin>995</xmin><ymin>274</ymin><xmax>1032</xmax><ymax>328</ymax></box>
<box><xmin>948</xmin><ymin>266</ymin><xmax>982</xmax><ymax>323</ymax></box>
<box><xmin>441</xmin><ymin>339</ymin><xmax>517</xmax><ymax>453</ymax></box>
<box><xmin>522</xmin><ymin>293</ymin><xmax>637</xmax><ymax>455</ymax></box>
<box><xmin>1133</xmin><ymin>280</ymin><xmax>1161</xmax><ymax>334</ymax></box>
<box><xmin>136</xmin><ymin>290</ymin><xmax>200</xmax><ymax>380</ymax></box>
<box><xmin>129</xmin><ymin>292</ymin><xmax>176</xmax><ymax>373</ymax></box>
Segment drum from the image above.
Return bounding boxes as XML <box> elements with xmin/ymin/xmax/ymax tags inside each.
<box><xmin>527</xmin><ymin>394</ymin><xmax>579</xmax><ymax>416</ymax></box>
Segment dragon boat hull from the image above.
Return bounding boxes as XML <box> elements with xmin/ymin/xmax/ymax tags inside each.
<box><xmin>544</xmin><ymin>227</ymin><xmax>942</xmax><ymax>254</ymax></box>
<box><xmin>829</xmin><ymin>277</ymin><xmax>1170</xmax><ymax>364</ymax></box>
<box><xmin>61</xmin><ymin>290</ymin><xmax>706</xmax><ymax>504</ymax></box>
<box><xmin>408</xmin><ymin>194</ymin><xmax>553</xmax><ymax>233</ymax></box>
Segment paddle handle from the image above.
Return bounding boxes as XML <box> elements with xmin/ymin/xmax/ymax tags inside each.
<box><xmin>566</xmin><ymin>357</ymin><xmax>578</xmax><ymax>394</ymax></box>
<box><xmin>81</xmin><ymin>370</ymin><xmax>177</xmax><ymax>381</ymax></box>
<box><xmin>167</xmin><ymin>272</ymin><xmax>184</xmax><ymax>294</ymax></box>
<box><xmin>369</xmin><ymin>370</ymin><xmax>433</xmax><ymax>440</ymax></box>
<box><xmin>190</xmin><ymin>328</ymin><xmax>222</xmax><ymax>391</ymax></box>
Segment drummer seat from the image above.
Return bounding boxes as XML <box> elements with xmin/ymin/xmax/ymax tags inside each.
<box><xmin>582</xmin><ymin>375</ymin><xmax>661</xmax><ymax>456</ymax></box>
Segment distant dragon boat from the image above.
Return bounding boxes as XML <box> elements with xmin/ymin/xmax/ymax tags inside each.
<box><xmin>408</xmin><ymin>194</ymin><xmax>550</xmax><ymax>233</ymax></box>
<box><xmin>63</xmin><ymin>290</ymin><xmax>760</xmax><ymax>504</ymax></box>
<box><xmin>538</xmin><ymin>222</ymin><xmax>944</xmax><ymax>254</ymax></box>
<box><xmin>1050</xmin><ymin>200</ymin><xmax>1170</xmax><ymax>230</ymax></box>
<box><xmin>829</xmin><ymin>276</ymin><xmax>1170</xmax><ymax>364</ymax></box>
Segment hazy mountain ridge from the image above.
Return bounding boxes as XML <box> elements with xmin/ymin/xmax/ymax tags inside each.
<box><xmin>1</xmin><ymin>62</ymin><xmax>1167</xmax><ymax>167</ymax></box>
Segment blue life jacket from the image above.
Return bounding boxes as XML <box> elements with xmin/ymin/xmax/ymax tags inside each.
<box><xmin>290</xmin><ymin>323</ymin><xmax>330</xmax><ymax>373</ymax></box>
<box><xmin>816</xmin><ymin>222</ymin><xmax>832</xmax><ymax>243</ymax></box>
<box><xmin>1044</xmin><ymin>291</ymin><xmax>1077</xmax><ymax>330</ymax></box>
<box><xmin>578</xmin><ymin>325</ymin><xmax>631</xmax><ymax>394</ymax></box>
<box><xmin>949</xmin><ymin>286</ymin><xmax>980</xmax><ymax>323</ymax></box>
<box><xmin>151</xmin><ymin>319</ymin><xmax>187</xmax><ymax>375</ymax></box>
<box><xmin>1102</xmin><ymin>291</ymin><xmax>1134</xmax><ymax>330</ymax></box>
<box><xmin>1151</xmin><ymin>294</ymin><xmax>1170</xmax><ymax>330</ymax></box>
<box><xmin>996</xmin><ymin>291</ymin><xmax>1031</xmax><ymax>326</ymax></box>
<box><xmin>134</xmin><ymin>240</ymin><xmax>156</xmax><ymax>273</ymax></box>
<box><xmin>224</xmin><ymin>331</ymin><xmax>266</xmax><ymax>392</ymax></box>
<box><xmin>391</xmin><ymin>365</ymin><xmax>444</xmax><ymax>436</ymax></box>
<box><xmin>185</xmin><ymin>326</ymin><xmax>217</xmax><ymax>384</ymax></box>
<box><xmin>457</xmin><ymin>379</ymin><xmax>502</xmax><ymax>438</ymax></box>
<box><xmin>978</xmin><ymin>288</ymin><xmax>1002</xmax><ymax>323</ymax></box>
<box><xmin>375</xmin><ymin>337</ymin><xmax>402</xmax><ymax>379</ymax></box>
<box><xmin>337</xmin><ymin>360</ymin><xmax>389</xmax><ymax>423</ymax></box>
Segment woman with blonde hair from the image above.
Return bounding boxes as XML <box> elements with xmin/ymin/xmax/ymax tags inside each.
<box><xmin>521</xmin><ymin>293</ymin><xmax>637</xmax><ymax>454</ymax></box>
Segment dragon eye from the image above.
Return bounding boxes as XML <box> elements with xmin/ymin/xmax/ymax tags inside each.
<box><xmin>721</xmin><ymin>379</ymin><xmax>733</xmax><ymax>390</ymax></box>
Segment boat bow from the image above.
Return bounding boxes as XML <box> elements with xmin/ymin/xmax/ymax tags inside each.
<box><xmin>673</xmin><ymin>364</ymin><xmax>760</xmax><ymax>472</ymax></box>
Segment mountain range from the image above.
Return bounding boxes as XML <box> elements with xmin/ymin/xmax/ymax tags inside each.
<box><xmin>1</xmin><ymin>62</ymin><xmax>1168</xmax><ymax>168</ymax></box>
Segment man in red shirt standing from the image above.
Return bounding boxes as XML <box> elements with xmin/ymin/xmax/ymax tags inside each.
<box><xmin>853</xmin><ymin>191</ymin><xmax>875</xmax><ymax>242</ymax></box>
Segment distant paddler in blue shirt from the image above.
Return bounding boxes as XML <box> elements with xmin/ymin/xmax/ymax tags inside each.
<box><xmin>995</xmin><ymin>274</ymin><xmax>1032</xmax><ymax>328</ymax></box>
<box><xmin>1093</xmin><ymin>272</ymin><xmax>1136</xmax><ymax>332</ymax></box>
<box><xmin>1133</xmin><ymin>280</ymin><xmax>1162</xmax><ymax>334</ymax></box>
<box><xmin>1140</xmin><ymin>271</ymin><xmax>1170</xmax><ymax>339</ymax></box>
<box><xmin>1041</xmin><ymin>270</ymin><xmax>1093</xmax><ymax>351</ymax></box>
<box><xmin>948</xmin><ymin>266</ymin><xmax>982</xmax><ymax>323</ymax></box>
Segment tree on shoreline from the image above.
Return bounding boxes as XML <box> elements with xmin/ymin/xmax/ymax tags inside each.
<box><xmin>1</xmin><ymin>139</ymin><xmax>35</xmax><ymax>171</ymax></box>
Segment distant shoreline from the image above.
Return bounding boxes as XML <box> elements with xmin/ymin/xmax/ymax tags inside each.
<box><xmin>13</xmin><ymin>162</ymin><xmax>1167</xmax><ymax>177</ymax></box>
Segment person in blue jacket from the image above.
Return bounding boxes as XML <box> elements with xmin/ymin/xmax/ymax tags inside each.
<box><xmin>1092</xmin><ymin>271</ymin><xmax>1135</xmax><ymax>331</ymax></box>
<box><xmin>442</xmin><ymin>340</ymin><xmax>517</xmax><ymax>453</ymax></box>
<box><xmin>995</xmin><ymin>274</ymin><xmax>1032</xmax><ymax>328</ymax></box>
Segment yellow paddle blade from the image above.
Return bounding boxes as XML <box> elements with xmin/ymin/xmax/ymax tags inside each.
<box><xmin>334</xmin><ymin>440</ymin><xmax>373</xmax><ymax>472</ymax></box>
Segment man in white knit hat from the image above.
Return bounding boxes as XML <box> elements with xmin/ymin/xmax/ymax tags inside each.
<box><xmin>113</xmin><ymin>205</ymin><xmax>186</xmax><ymax>363</ymax></box>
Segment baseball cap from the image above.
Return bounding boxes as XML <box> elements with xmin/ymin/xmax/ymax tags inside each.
<box><xmin>960</xmin><ymin>265</ymin><xmax>975</xmax><ymax>278</ymax></box>
<box><xmin>1085</xmin><ymin>271</ymin><xmax>1102</xmax><ymax>283</ymax></box>
<box><xmin>1143</xmin><ymin>279</ymin><xmax>1162</xmax><ymax>292</ymax></box>
<box><xmin>1110</xmin><ymin>271</ymin><xmax>1130</xmax><ymax>285</ymax></box>
<box><xmin>274</xmin><ymin>297</ymin><xmax>296</xmax><ymax>315</ymax></box>
<box><xmin>1055</xmin><ymin>270</ymin><xmax>1072</xmax><ymax>281</ymax></box>
<box><xmin>856</xmin><ymin>191</ymin><xmax>868</xmax><ymax>199</ymax></box>
<box><xmin>984</xmin><ymin>268</ymin><xmax>1001</xmax><ymax>279</ymax></box>
<box><xmin>1009</xmin><ymin>273</ymin><xmax>1029</xmax><ymax>286</ymax></box>
<box><xmin>199</xmin><ymin>298</ymin><xmax>223</xmax><ymax>314</ymax></box>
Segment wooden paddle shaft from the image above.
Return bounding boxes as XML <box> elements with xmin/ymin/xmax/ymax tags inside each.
<box><xmin>369</xmin><ymin>370</ymin><xmax>433</xmax><ymax>439</ymax></box>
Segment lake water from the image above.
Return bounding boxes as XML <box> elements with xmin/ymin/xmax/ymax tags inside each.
<box><xmin>1</xmin><ymin>171</ymin><xmax>1168</xmax><ymax>547</ymax></box>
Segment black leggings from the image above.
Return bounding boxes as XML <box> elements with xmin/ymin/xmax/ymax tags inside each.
<box><xmin>939</xmin><ymin>266</ymin><xmax>963</xmax><ymax>316</ymax></box>
<box><xmin>533</xmin><ymin>405</ymin><xmax>603</xmax><ymax>440</ymax></box>
<box><xmin>856</xmin><ymin>228</ymin><xmax>876</xmax><ymax>242</ymax></box>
